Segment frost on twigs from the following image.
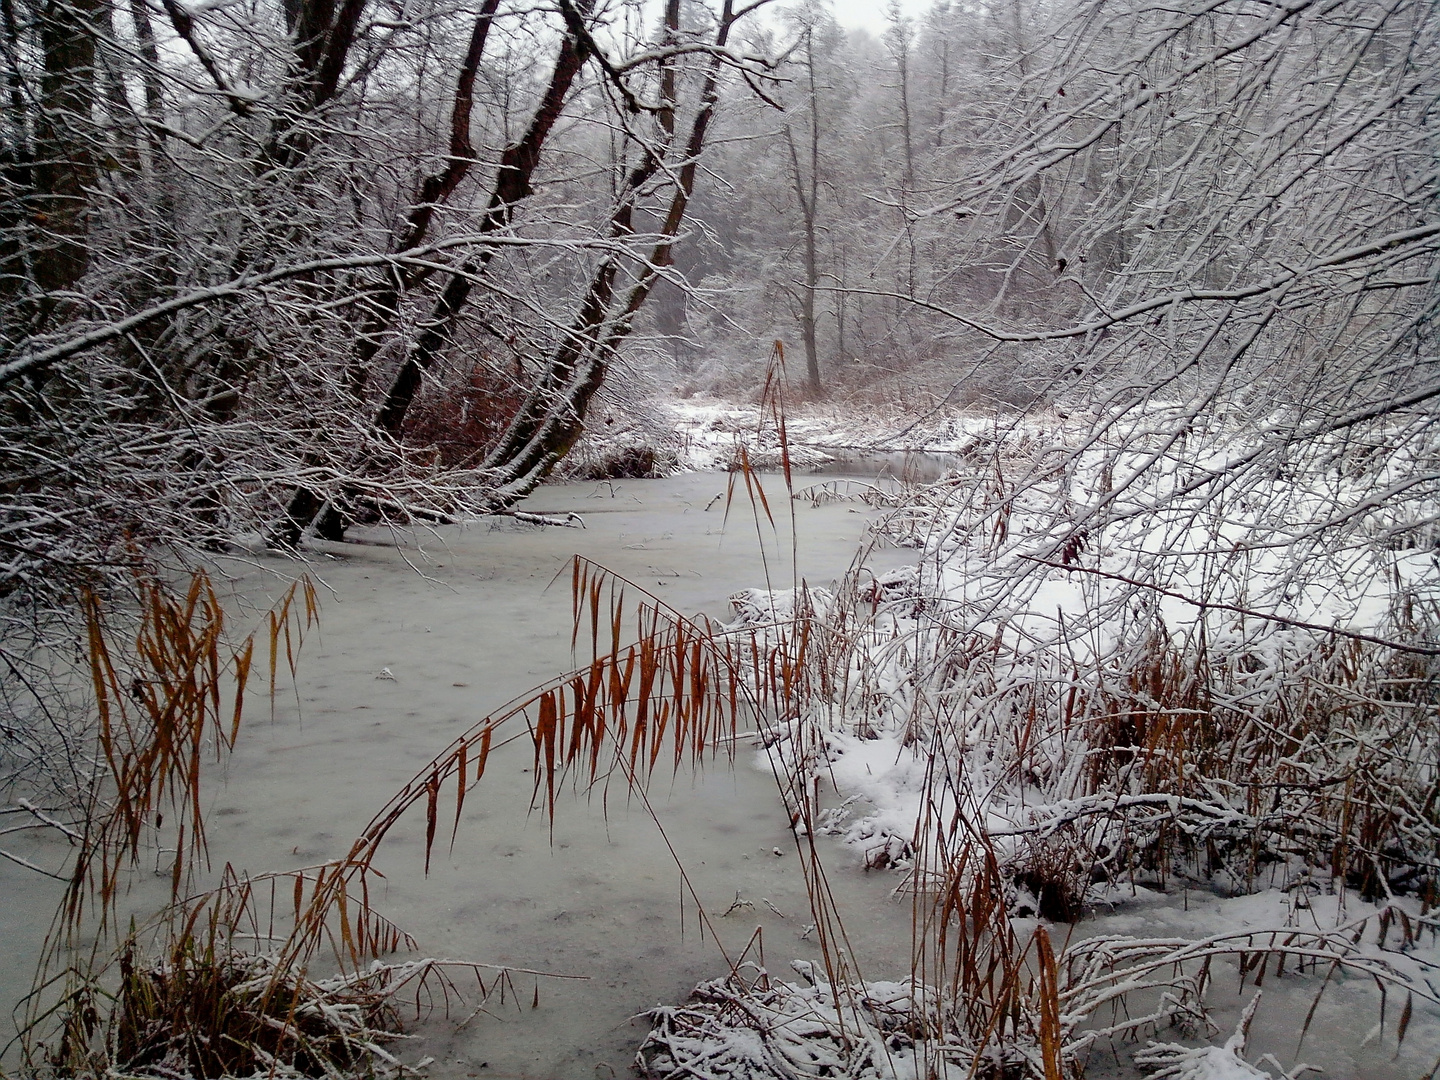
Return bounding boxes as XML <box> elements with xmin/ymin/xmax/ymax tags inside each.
<box><xmin>637</xmin><ymin>972</ymin><xmax>997</xmax><ymax>1080</ymax></box>
<box><xmin>728</xmin><ymin>586</ymin><xmax>834</xmax><ymax>629</ymax></box>
<box><xmin>787</xmin><ymin>409</ymin><xmax>1440</xmax><ymax>909</ymax></box>
<box><xmin>1135</xmin><ymin>992</ymin><xmax>1316</xmax><ymax>1080</ymax></box>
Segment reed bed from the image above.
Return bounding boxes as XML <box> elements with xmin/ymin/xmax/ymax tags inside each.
<box><xmin>634</xmin><ymin>406</ymin><xmax>1440</xmax><ymax>1078</ymax></box>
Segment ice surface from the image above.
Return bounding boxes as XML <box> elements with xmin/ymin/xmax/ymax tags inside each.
<box><xmin>0</xmin><ymin>471</ymin><xmax>914</xmax><ymax>1078</ymax></box>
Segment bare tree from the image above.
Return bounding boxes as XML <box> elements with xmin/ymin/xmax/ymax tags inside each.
<box><xmin>847</xmin><ymin>0</ymin><xmax>1440</xmax><ymax>628</ymax></box>
<box><xmin>782</xmin><ymin>9</ymin><xmax>831</xmax><ymax>396</ymax></box>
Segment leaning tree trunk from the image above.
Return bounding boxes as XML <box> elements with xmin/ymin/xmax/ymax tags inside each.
<box><xmin>367</xmin><ymin>0</ymin><xmax>601</xmax><ymax>438</ymax></box>
<box><xmin>272</xmin><ymin>0</ymin><xmax>595</xmax><ymax>547</ymax></box>
<box><xmin>345</xmin><ymin>0</ymin><xmax>501</xmax><ymax>398</ymax></box>
<box><xmin>480</xmin><ymin>0</ymin><xmax>738</xmax><ymax>505</ymax></box>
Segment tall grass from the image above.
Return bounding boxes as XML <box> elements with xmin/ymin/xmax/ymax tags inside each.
<box><xmin>16</xmin><ymin>572</ymin><xmax>331</xmax><ymax>1074</ymax></box>
<box><xmin>25</xmin><ymin>373</ymin><xmax>1440</xmax><ymax>1080</ymax></box>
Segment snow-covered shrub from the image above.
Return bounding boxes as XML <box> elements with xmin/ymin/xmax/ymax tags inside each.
<box><xmin>695</xmin><ymin>404</ymin><xmax>1440</xmax><ymax>1077</ymax></box>
<box><xmin>783</xmin><ymin>411</ymin><xmax>1440</xmax><ymax>909</ymax></box>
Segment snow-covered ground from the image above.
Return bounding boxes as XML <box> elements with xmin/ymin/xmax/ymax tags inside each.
<box><xmin>668</xmin><ymin>397</ymin><xmax>1017</xmax><ymax>474</ymax></box>
<box><xmin>638</xmin><ymin>398</ymin><xmax>1440</xmax><ymax>1079</ymax></box>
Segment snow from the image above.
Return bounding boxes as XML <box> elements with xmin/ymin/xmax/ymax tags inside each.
<box><xmin>668</xmin><ymin>397</ymin><xmax>1017</xmax><ymax>475</ymax></box>
<box><xmin>650</xmin><ymin>400</ymin><xmax>1440</xmax><ymax>1078</ymax></box>
<box><xmin>9</xmin><ymin>403</ymin><xmax>1440</xmax><ymax>1079</ymax></box>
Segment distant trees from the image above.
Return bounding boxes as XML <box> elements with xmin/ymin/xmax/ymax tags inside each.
<box><xmin>781</xmin><ymin>6</ymin><xmax>835</xmax><ymax>396</ymax></box>
<box><xmin>674</xmin><ymin>0</ymin><xmax>1435</xmax><ymax>431</ymax></box>
<box><xmin>674</xmin><ymin>0</ymin><xmax>1061</xmax><ymax>397</ymax></box>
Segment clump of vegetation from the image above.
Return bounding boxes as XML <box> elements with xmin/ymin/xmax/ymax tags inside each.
<box><xmin>84</xmin><ymin>949</ymin><xmax>402</xmax><ymax>1079</ymax></box>
<box><xmin>561</xmin><ymin>442</ymin><xmax>678</xmax><ymax>480</ymax></box>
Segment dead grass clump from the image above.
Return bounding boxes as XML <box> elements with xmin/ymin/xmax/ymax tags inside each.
<box><xmin>811</xmin><ymin>569</ymin><xmax>1440</xmax><ymax>908</ymax></box>
<box><xmin>637</xmin><ymin>973</ymin><xmax>948</xmax><ymax>1079</ymax></box>
<box><xmin>636</xmin><ymin>860</ymin><xmax>1072</xmax><ymax>1080</ymax></box>
<box><xmin>105</xmin><ymin>948</ymin><xmax>401</xmax><ymax>1080</ymax></box>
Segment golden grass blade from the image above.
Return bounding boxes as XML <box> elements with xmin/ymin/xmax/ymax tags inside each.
<box><xmin>1035</xmin><ymin>926</ymin><xmax>1063</xmax><ymax>1080</ymax></box>
<box><xmin>567</xmin><ymin>673</ymin><xmax>590</xmax><ymax>768</ymax></box>
<box><xmin>268</xmin><ymin>610</ymin><xmax>280</xmax><ymax>705</ymax></box>
<box><xmin>590</xmin><ymin>575</ymin><xmax>603</xmax><ymax>662</ymax></box>
<box><xmin>743</xmin><ymin>452</ymin><xmax>774</xmax><ymax>528</ymax></box>
<box><xmin>763</xmin><ymin>341</ymin><xmax>793</xmax><ymax>490</ymax></box>
<box><xmin>534</xmin><ymin>691</ymin><xmax>559</xmax><ymax>824</ymax></box>
<box><xmin>423</xmin><ymin>771</ymin><xmax>439</xmax><ymax>874</ymax></box>
<box><xmin>571</xmin><ymin>557</ymin><xmax>584</xmax><ymax>652</ymax></box>
<box><xmin>232</xmin><ymin>637</ymin><xmax>254</xmax><ymax>745</ymax></box>
<box><xmin>586</xmin><ymin>660</ymin><xmax>607</xmax><ymax>783</ymax></box>
<box><xmin>337</xmin><ymin>883</ymin><xmax>354</xmax><ymax>962</ymax></box>
<box><xmin>451</xmin><ymin>742</ymin><xmax>468</xmax><ymax>851</ymax></box>
<box><xmin>611</xmin><ymin>583</ymin><xmax>624</xmax><ymax>659</ymax></box>
<box><xmin>475</xmin><ymin>725</ymin><xmax>492</xmax><ymax>784</ymax></box>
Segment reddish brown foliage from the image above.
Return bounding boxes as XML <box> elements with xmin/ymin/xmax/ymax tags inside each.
<box><xmin>402</xmin><ymin>361</ymin><xmax>527</xmax><ymax>467</ymax></box>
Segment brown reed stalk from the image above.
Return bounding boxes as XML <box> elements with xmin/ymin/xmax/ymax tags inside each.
<box><xmin>25</xmin><ymin>570</ymin><xmax>317</xmax><ymax>1074</ymax></box>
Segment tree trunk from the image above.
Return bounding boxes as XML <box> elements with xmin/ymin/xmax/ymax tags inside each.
<box><xmin>263</xmin><ymin>0</ymin><xmax>370</xmax><ymax>166</ymax></box>
<box><xmin>785</xmin><ymin>26</ymin><xmax>824</xmax><ymax>397</ymax></box>
<box><xmin>273</xmin><ymin>0</ymin><xmax>595</xmax><ymax>546</ymax></box>
<box><xmin>786</xmin><ymin>126</ymin><xmax>822</xmax><ymax>397</ymax></box>
<box><xmin>368</xmin><ymin>0</ymin><xmax>594</xmax><ymax>426</ymax></box>
<box><xmin>346</xmin><ymin>0</ymin><xmax>500</xmax><ymax>397</ymax></box>
<box><xmin>32</xmin><ymin>0</ymin><xmax>102</xmax><ymax>301</ymax></box>
<box><xmin>479</xmin><ymin>0</ymin><xmax>735</xmax><ymax>502</ymax></box>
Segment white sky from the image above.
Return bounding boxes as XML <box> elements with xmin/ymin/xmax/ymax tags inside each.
<box><xmin>824</xmin><ymin>0</ymin><xmax>930</xmax><ymax>34</ymax></box>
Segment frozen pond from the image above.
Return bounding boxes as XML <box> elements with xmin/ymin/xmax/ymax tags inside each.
<box><xmin>0</xmin><ymin>471</ymin><xmax>915</xmax><ymax>1078</ymax></box>
<box><xmin>4</xmin><ymin>468</ymin><xmax>1437</xmax><ymax>1079</ymax></box>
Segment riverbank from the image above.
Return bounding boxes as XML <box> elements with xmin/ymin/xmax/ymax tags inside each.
<box><xmin>634</xmin><ymin>403</ymin><xmax>1440</xmax><ymax>1079</ymax></box>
